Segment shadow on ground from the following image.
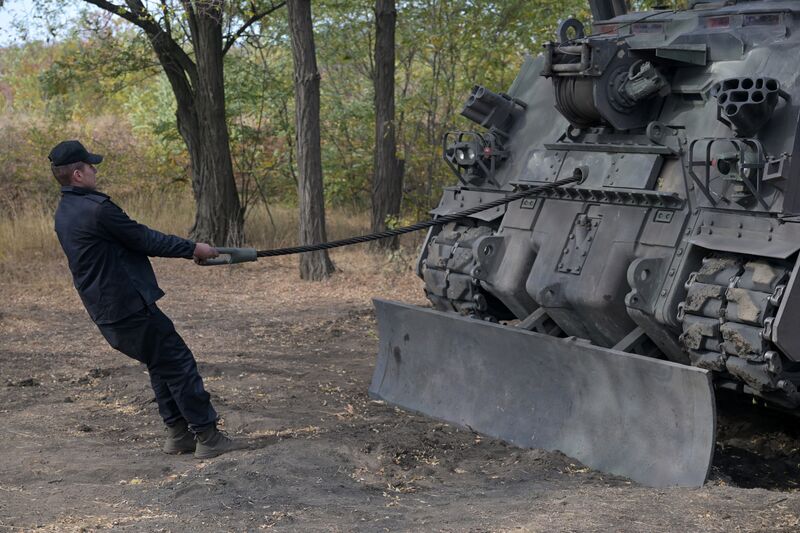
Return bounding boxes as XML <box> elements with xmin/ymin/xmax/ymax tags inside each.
<box><xmin>713</xmin><ymin>390</ymin><xmax>800</xmax><ymax>491</ymax></box>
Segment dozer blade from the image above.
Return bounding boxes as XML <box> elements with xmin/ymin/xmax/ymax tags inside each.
<box><xmin>369</xmin><ymin>299</ymin><xmax>716</xmax><ymax>488</ymax></box>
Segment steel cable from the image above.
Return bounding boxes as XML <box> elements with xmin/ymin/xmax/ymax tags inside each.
<box><xmin>255</xmin><ymin>176</ymin><xmax>579</xmax><ymax>257</ymax></box>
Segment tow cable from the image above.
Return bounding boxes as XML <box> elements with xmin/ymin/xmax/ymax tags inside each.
<box><xmin>199</xmin><ymin>175</ymin><xmax>580</xmax><ymax>266</ymax></box>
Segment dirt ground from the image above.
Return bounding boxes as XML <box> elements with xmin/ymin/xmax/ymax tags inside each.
<box><xmin>3</xmin><ymin>251</ymin><xmax>800</xmax><ymax>532</ymax></box>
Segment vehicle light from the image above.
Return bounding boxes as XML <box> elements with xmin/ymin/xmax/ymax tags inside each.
<box><xmin>591</xmin><ymin>23</ymin><xmax>619</xmax><ymax>35</ymax></box>
<box><xmin>705</xmin><ymin>16</ymin><xmax>731</xmax><ymax>28</ymax></box>
<box><xmin>744</xmin><ymin>13</ymin><xmax>781</xmax><ymax>26</ymax></box>
<box><xmin>632</xmin><ymin>22</ymin><xmax>664</xmax><ymax>33</ymax></box>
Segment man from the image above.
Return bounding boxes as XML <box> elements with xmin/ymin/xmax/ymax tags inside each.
<box><xmin>51</xmin><ymin>140</ymin><xmax>236</xmax><ymax>459</ymax></box>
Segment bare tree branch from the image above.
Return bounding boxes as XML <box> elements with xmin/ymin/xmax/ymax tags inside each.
<box><xmin>222</xmin><ymin>1</ymin><xmax>286</xmax><ymax>56</ymax></box>
<box><xmin>159</xmin><ymin>0</ymin><xmax>172</xmax><ymax>35</ymax></box>
<box><xmin>83</xmin><ymin>0</ymin><xmax>159</xmax><ymax>33</ymax></box>
<box><xmin>178</xmin><ymin>0</ymin><xmax>199</xmax><ymax>48</ymax></box>
<box><xmin>83</xmin><ymin>0</ymin><xmax>198</xmax><ymax>86</ymax></box>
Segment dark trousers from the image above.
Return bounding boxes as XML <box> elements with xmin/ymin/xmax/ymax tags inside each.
<box><xmin>97</xmin><ymin>303</ymin><xmax>218</xmax><ymax>432</ymax></box>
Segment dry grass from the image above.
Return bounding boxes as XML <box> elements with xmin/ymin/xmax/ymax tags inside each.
<box><xmin>0</xmin><ymin>199</ymin><xmax>62</xmax><ymax>264</ymax></box>
<box><xmin>0</xmin><ymin>192</ymin><xmax>426</xmax><ymax>288</ymax></box>
<box><xmin>115</xmin><ymin>193</ymin><xmax>380</xmax><ymax>250</ymax></box>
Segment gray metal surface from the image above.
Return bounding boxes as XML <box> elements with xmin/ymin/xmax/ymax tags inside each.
<box><xmin>411</xmin><ymin>1</ymin><xmax>800</xmax><ymax>412</ymax></box>
<box><xmin>392</xmin><ymin>3</ymin><xmax>800</xmax><ymax>493</ymax></box>
<box><xmin>370</xmin><ymin>299</ymin><xmax>716</xmax><ymax>488</ymax></box>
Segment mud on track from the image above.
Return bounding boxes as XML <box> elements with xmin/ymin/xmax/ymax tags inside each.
<box><xmin>2</xmin><ymin>253</ymin><xmax>800</xmax><ymax>532</ymax></box>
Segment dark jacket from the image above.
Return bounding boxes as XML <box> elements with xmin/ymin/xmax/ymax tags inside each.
<box><xmin>54</xmin><ymin>186</ymin><xmax>195</xmax><ymax>324</ymax></box>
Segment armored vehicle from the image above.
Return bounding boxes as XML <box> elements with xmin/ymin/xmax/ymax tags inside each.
<box><xmin>370</xmin><ymin>0</ymin><xmax>800</xmax><ymax>487</ymax></box>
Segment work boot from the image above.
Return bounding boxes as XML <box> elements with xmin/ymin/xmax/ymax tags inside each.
<box><xmin>194</xmin><ymin>426</ymin><xmax>238</xmax><ymax>459</ymax></box>
<box><xmin>163</xmin><ymin>420</ymin><xmax>196</xmax><ymax>455</ymax></box>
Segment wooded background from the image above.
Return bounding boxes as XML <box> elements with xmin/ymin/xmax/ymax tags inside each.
<box><xmin>0</xmin><ymin>0</ymin><xmax>673</xmax><ymax>277</ymax></box>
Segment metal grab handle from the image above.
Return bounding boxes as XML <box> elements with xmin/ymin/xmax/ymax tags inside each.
<box><xmin>197</xmin><ymin>247</ymin><xmax>258</xmax><ymax>266</ymax></box>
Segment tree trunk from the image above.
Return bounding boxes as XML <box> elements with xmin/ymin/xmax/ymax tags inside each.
<box><xmin>184</xmin><ymin>9</ymin><xmax>243</xmax><ymax>246</ymax></box>
<box><xmin>83</xmin><ymin>0</ymin><xmax>244</xmax><ymax>247</ymax></box>
<box><xmin>370</xmin><ymin>0</ymin><xmax>403</xmax><ymax>251</ymax></box>
<box><xmin>287</xmin><ymin>0</ymin><xmax>335</xmax><ymax>280</ymax></box>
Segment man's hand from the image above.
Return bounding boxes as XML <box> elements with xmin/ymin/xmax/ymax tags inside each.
<box><xmin>193</xmin><ymin>243</ymin><xmax>219</xmax><ymax>264</ymax></box>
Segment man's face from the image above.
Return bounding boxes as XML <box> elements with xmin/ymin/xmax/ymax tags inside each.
<box><xmin>72</xmin><ymin>163</ymin><xmax>98</xmax><ymax>189</ymax></box>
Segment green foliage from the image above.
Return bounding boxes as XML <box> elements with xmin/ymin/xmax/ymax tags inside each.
<box><xmin>389</xmin><ymin>0</ymin><xmax>589</xmax><ymax>215</ymax></box>
<box><xmin>0</xmin><ymin>23</ymin><xmax>187</xmax><ymax>205</ymax></box>
<box><xmin>634</xmin><ymin>0</ymin><xmax>689</xmax><ymax>11</ymax></box>
<box><xmin>4</xmin><ymin>0</ymin><xmax>608</xmax><ymax>217</ymax></box>
<box><xmin>224</xmin><ymin>40</ymin><xmax>298</xmax><ymax>214</ymax></box>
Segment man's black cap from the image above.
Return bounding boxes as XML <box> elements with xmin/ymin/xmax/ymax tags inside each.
<box><xmin>48</xmin><ymin>140</ymin><xmax>104</xmax><ymax>167</ymax></box>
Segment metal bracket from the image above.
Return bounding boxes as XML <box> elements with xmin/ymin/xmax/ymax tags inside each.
<box><xmin>558</xmin><ymin>213</ymin><xmax>600</xmax><ymax>275</ymax></box>
<box><xmin>626</xmin><ymin>257</ymin><xmax>669</xmax><ymax>313</ymax></box>
<box><xmin>612</xmin><ymin>327</ymin><xmax>659</xmax><ymax>357</ymax></box>
<box><xmin>517</xmin><ymin>308</ymin><xmax>563</xmax><ymax>337</ymax></box>
<box><xmin>686</xmin><ymin>137</ymin><xmax>768</xmax><ymax>209</ymax></box>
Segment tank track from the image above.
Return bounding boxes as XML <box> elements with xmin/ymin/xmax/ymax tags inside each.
<box><xmin>678</xmin><ymin>253</ymin><xmax>800</xmax><ymax>407</ymax></box>
<box><xmin>420</xmin><ymin>221</ymin><xmax>505</xmax><ymax>320</ymax></box>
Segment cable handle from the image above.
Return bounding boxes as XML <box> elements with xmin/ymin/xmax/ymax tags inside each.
<box><xmin>197</xmin><ymin>247</ymin><xmax>258</xmax><ymax>266</ymax></box>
